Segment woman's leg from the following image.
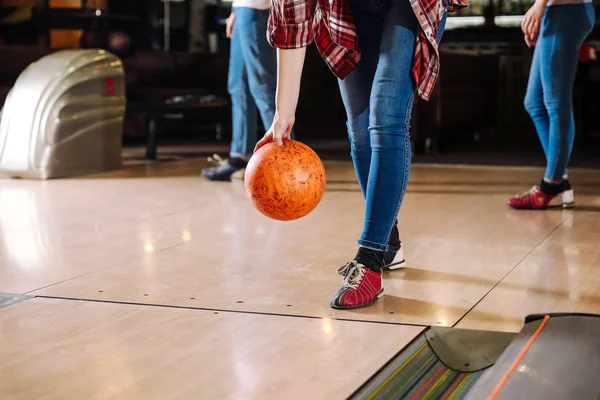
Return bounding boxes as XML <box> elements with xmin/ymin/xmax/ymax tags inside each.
<box><xmin>523</xmin><ymin>27</ymin><xmax>572</xmax><ymax>178</ymax></box>
<box><xmin>507</xmin><ymin>3</ymin><xmax>594</xmax><ymax>209</ymax></box>
<box><xmin>202</xmin><ymin>7</ymin><xmax>256</xmax><ymax>180</ymax></box>
<box><xmin>331</xmin><ymin>0</ymin><xmax>436</xmax><ymax>310</ymax></box>
<box><xmin>540</xmin><ymin>4</ymin><xmax>595</xmax><ymax>182</ymax></box>
<box><xmin>338</xmin><ymin>9</ymin><xmax>447</xmax><ymax>270</ymax></box>
<box><xmin>337</xmin><ymin>4</ymin><xmax>383</xmax><ymax>198</ymax></box>
<box><xmin>524</xmin><ymin>32</ymin><xmax>550</xmax><ymax>160</ymax></box>
<box><xmin>337</xmin><ymin>1</ymin><xmax>407</xmax><ymax>267</ymax></box>
<box><xmin>337</xmin><ymin>3</ymin><xmax>407</xmax><ymax>266</ymax></box>
<box><xmin>358</xmin><ymin>0</ymin><xmax>420</xmax><ymax>252</ymax></box>
<box><xmin>239</xmin><ymin>8</ymin><xmax>278</xmax><ymax>139</ymax></box>
<box><xmin>229</xmin><ymin>7</ymin><xmax>261</xmax><ymax>159</ymax></box>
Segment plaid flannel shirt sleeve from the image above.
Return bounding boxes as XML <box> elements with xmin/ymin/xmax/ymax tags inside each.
<box><xmin>267</xmin><ymin>0</ymin><xmax>314</xmax><ymax>49</ymax></box>
<box><xmin>412</xmin><ymin>0</ymin><xmax>468</xmax><ymax>100</ymax></box>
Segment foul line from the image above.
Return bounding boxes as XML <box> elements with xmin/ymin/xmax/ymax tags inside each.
<box><xmin>34</xmin><ymin>294</ymin><xmax>428</xmax><ymax>329</ymax></box>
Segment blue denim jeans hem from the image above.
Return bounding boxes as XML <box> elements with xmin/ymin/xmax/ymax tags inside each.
<box><xmin>358</xmin><ymin>240</ymin><xmax>389</xmax><ymax>251</ymax></box>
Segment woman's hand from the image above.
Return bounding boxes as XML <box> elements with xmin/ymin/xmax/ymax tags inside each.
<box><xmin>522</xmin><ymin>1</ymin><xmax>545</xmax><ymax>47</ymax></box>
<box><xmin>254</xmin><ymin>112</ymin><xmax>295</xmax><ymax>151</ymax></box>
<box><xmin>226</xmin><ymin>13</ymin><xmax>236</xmax><ymax>39</ymax></box>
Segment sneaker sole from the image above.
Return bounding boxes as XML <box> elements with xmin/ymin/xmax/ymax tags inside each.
<box><xmin>202</xmin><ymin>176</ymin><xmax>232</xmax><ymax>182</ymax></box>
<box><xmin>508</xmin><ymin>204</ymin><xmax>549</xmax><ymax>210</ymax></box>
<box><xmin>383</xmin><ymin>251</ymin><xmax>406</xmax><ymax>271</ymax></box>
<box><xmin>547</xmin><ymin>202</ymin><xmax>576</xmax><ymax>210</ymax></box>
<box><xmin>330</xmin><ymin>289</ymin><xmax>384</xmax><ymax>310</ymax></box>
<box><xmin>384</xmin><ymin>259</ymin><xmax>406</xmax><ymax>271</ymax></box>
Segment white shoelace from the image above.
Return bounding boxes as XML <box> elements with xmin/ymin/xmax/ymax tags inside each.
<box><xmin>207</xmin><ymin>154</ymin><xmax>228</xmax><ymax>167</ymax></box>
<box><xmin>336</xmin><ymin>261</ymin><xmax>365</xmax><ymax>290</ymax></box>
<box><xmin>515</xmin><ymin>185</ymin><xmax>539</xmax><ymax>199</ymax></box>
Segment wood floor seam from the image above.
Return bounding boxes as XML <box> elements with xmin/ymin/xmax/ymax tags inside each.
<box><xmin>24</xmin><ymin>241</ymin><xmax>194</xmax><ymax>296</ymax></box>
<box><xmin>33</xmin><ymin>294</ymin><xmax>430</xmax><ymax>328</ymax></box>
<box><xmin>451</xmin><ymin>213</ymin><xmax>575</xmax><ymax>328</ymax></box>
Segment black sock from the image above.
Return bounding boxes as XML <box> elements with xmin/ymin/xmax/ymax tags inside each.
<box><xmin>355</xmin><ymin>247</ymin><xmax>384</xmax><ymax>272</ymax></box>
<box><xmin>388</xmin><ymin>226</ymin><xmax>400</xmax><ymax>251</ymax></box>
<box><xmin>560</xmin><ymin>179</ymin><xmax>571</xmax><ymax>191</ymax></box>
<box><xmin>540</xmin><ymin>179</ymin><xmax>561</xmax><ymax>195</ymax></box>
<box><xmin>228</xmin><ymin>157</ymin><xmax>248</xmax><ymax>169</ymax></box>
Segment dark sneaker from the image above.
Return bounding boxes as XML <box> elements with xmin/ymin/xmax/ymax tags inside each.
<box><xmin>383</xmin><ymin>244</ymin><xmax>406</xmax><ymax>270</ymax></box>
<box><xmin>383</xmin><ymin>225</ymin><xmax>405</xmax><ymax>271</ymax></box>
<box><xmin>201</xmin><ymin>154</ymin><xmax>247</xmax><ymax>181</ymax></box>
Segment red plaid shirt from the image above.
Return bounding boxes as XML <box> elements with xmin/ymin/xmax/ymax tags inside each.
<box><xmin>267</xmin><ymin>0</ymin><xmax>468</xmax><ymax>101</ymax></box>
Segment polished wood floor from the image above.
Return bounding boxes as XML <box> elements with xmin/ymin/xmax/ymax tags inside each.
<box><xmin>1</xmin><ymin>157</ymin><xmax>599</xmax><ymax>399</ymax></box>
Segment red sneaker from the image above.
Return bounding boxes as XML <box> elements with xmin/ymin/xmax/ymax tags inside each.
<box><xmin>507</xmin><ymin>185</ymin><xmax>557</xmax><ymax>210</ymax></box>
<box><xmin>331</xmin><ymin>261</ymin><xmax>383</xmax><ymax>310</ymax></box>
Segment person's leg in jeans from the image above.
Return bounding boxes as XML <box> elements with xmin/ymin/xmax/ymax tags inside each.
<box><xmin>524</xmin><ymin>33</ymin><xmax>551</xmax><ymax>164</ymax></box>
<box><xmin>332</xmin><ymin>0</ymin><xmax>439</xmax><ymax>309</ymax></box>
<box><xmin>202</xmin><ymin>7</ymin><xmax>284</xmax><ymax>181</ymax></box>
<box><xmin>523</xmin><ymin>13</ymin><xmax>573</xmax><ymax>204</ymax></box>
<box><xmin>337</xmin><ymin>2</ymin><xmax>394</xmax><ymax>264</ymax></box>
<box><xmin>337</xmin><ymin>3</ymin><xmax>382</xmax><ymax>196</ymax></box>
<box><xmin>228</xmin><ymin>8</ymin><xmax>259</xmax><ymax>161</ymax></box>
<box><xmin>239</xmin><ymin>8</ymin><xmax>278</xmax><ymax>143</ymax></box>
<box><xmin>540</xmin><ymin>4</ymin><xmax>594</xmax><ymax>182</ymax></box>
<box><xmin>337</xmin><ymin>7</ymin><xmax>447</xmax><ymax>271</ymax></box>
<box><xmin>202</xmin><ymin>7</ymin><xmax>257</xmax><ymax>181</ymax></box>
<box><xmin>358</xmin><ymin>0</ymin><xmax>419</xmax><ymax>253</ymax></box>
<box><xmin>508</xmin><ymin>3</ymin><xmax>594</xmax><ymax>209</ymax></box>
<box><xmin>551</xmin><ymin>4</ymin><xmax>594</xmax><ymax>187</ymax></box>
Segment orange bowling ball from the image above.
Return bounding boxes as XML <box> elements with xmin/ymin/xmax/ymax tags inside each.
<box><xmin>244</xmin><ymin>140</ymin><xmax>326</xmax><ymax>221</ymax></box>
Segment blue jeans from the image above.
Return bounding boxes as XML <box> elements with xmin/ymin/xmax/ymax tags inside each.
<box><xmin>524</xmin><ymin>3</ymin><xmax>595</xmax><ymax>182</ymax></box>
<box><xmin>228</xmin><ymin>7</ymin><xmax>277</xmax><ymax>159</ymax></box>
<box><xmin>338</xmin><ymin>0</ymin><xmax>446</xmax><ymax>250</ymax></box>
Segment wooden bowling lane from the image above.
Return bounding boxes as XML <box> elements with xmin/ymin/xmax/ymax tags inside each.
<box><xmin>3</xmin><ymin>161</ymin><xmax>599</xmax><ymax>326</ymax></box>
<box><xmin>456</xmin><ymin>212</ymin><xmax>600</xmax><ymax>333</ymax></box>
<box><xmin>0</xmin><ymin>172</ymin><xmax>252</xmax><ymax>293</ymax></box>
<box><xmin>0</xmin><ymin>298</ymin><xmax>424</xmax><ymax>400</ymax></box>
<box><xmin>30</xmin><ymin>165</ymin><xmax>583</xmax><ymax>327</ymax></box>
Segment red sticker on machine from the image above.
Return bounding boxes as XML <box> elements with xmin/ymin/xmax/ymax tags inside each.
<box><xmin>105</xmin><ymin>78</ymin><xmax>116</xmax><ymax>95</ymax></box>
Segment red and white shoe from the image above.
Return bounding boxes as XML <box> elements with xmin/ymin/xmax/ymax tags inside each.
<box><xmin>507</xmin><ymin>185</ymin><xmax>557</xmax><ymax>210</ymax></box>
<box><xmin>331</xmin><ymin>261</ymin><xmax>383</xmax><ymax>310</ymax></box>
